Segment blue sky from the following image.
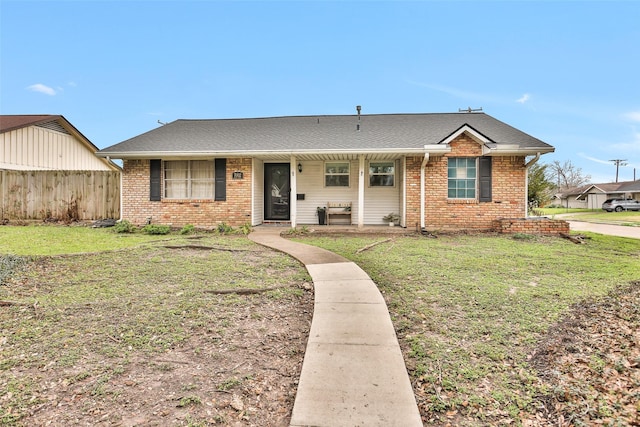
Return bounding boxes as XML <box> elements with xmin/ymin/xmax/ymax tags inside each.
<box><xmin>1</xmin><ymin>0</ymin><xmax>639</xmax><ymax>183</ymax></box>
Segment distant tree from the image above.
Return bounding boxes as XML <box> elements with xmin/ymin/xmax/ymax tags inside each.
<box><xmin>548</xmin><ymin>160</ymin><xmax>591</xmax><ymax>189</ymax></box>
<box><xmin>528</xmin><ymin>162</ymin><xmax>554</xmax><ymax>207</ymax></box>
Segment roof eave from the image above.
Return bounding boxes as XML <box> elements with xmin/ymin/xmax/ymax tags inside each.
<box><xmin>96</xmin><ymin>148</ymin><xmax>431</xmax><ymax>160</ymax></box>
<box><xmin>483</xmin><ymin>147</ymin><xmax>555</xmax><ymax>156</ymax></box>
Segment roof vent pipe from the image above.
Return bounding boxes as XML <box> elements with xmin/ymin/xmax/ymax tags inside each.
<box><xmin>356</xmin><ymin>105</ymin><xmax>361</xmax><ymax>131</ymax></box>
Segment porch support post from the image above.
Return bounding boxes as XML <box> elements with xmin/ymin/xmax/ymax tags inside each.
<box><xmin>358</xmin><ymin>154</ymin><xmax>365</xmax><ymax>228</ymax></box>
<box><xmin>401</xmin><ymin>157</ymin><xmax>407</xmax><ymax>228</ymax></box>
<box><xmin>290</xmin><ymin>155</ymin><xmax>298</xmax><ymax>228</ymax></box>
<box><xmin>420</xmin><ymin>153</ymin><xmax>429</xmax><ymax>229</ymax></box>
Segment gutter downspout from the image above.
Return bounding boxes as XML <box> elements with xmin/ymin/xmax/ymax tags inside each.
<box><xmin>420</xmin><ymin>153</ymin><xmax>430</xmax><ymax>229</ymax></box>
<box><xmin>111</xmin><ymin>157</ymin><xmax>124</xmax><ymax>222</ymax></box>
<box><xmin>524</xmin><ymin>153</ymin><xmax>541</xmax><ymax>217</ymax></box>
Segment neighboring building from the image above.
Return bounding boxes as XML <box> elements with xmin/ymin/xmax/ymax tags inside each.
<box><xmin>97</xmin><ymin>111</ymin><xmax>555</xmax><ymax>231</ymax></box>
<box><xmin>557</xmin><ymin>180</ymin><xmax>640</xmax><ymax>209</ymax></box>
<box><xmin>0</xmin><ymin>115</ymin><xmax>120</xmax><ymax>220</ymax></box>
<box><xmin>0</xmin><ymin>115</ymin><xmax>119</xmax><ymax>171</ymax></box>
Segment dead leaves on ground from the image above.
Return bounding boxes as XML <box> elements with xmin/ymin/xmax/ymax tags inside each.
<box><xmin>525</xmin><ymin>281</ymin><xmax>640</xmax><ymax>426</ymax></box>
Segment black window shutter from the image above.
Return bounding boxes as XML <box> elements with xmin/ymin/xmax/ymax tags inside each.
<box><xmin>478</xmin><ymin>156</ymin><xmax>492</xmax><ymax>202</ymax></box>
<box><xmin>214</xmin><ymin>158</ymin><xmax>226</xmax><ymax>201</ymax></box>
<box><xmin>149</xmin><ymin>159</ymin><xmax>162</xmax><ymax>201</ymax></box>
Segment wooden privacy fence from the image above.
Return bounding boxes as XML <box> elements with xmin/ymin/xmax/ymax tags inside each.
<box><xmin>0</xmin><ymin>170</ymin><xmax>120</xmax><ymax>221</ymax></box>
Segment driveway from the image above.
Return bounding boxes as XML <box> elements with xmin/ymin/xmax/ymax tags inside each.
<box><xmin>568</xmin><ymin>221</ymin><xmax>640</xmax><ymax>239</ymax></box>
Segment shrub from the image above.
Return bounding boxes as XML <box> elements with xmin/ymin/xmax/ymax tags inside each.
<box><xmin>179</xmin><ymin>224</ymin><xmax>195</xmax><ymax>235</ymax></box>
<box><xmin>141</xmin><ymin>224</ymin><xmax>171</xmax><ymax>235</ymax></box>
<box><xmin>238</xmin><ymin>223</ymin><xmax>252</xmax><ymax>235</ymax></box>
<box><xmin>113</xmin><ymin>220</ymin><xmax>136</xmax><ymax>234</ymax></box>
<box><xmin>216</xmin><ymin>222</ymin><xmax>234</xmax><ymax>234</ymax></box>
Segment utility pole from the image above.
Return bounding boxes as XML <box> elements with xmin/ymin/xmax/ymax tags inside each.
<box><xmin>609</xmin><ymin>159</ymin><xmax>628</xmax><ymax>183</ymax></box>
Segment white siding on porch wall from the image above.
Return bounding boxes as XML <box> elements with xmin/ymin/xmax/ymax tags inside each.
<box><xmin>363</xmin><ymin>159</ymin><xmax>402</xmax><ymax>225</ymax></box>
<box><xmin>293</xmin><ymin>159</ymin><xmax>401</xmax><ymax>225</ymax></box>
<box><xmin>252</xmin><ymin>159</ymin><xmax>264</xmax><ymax>226</ymax></box>
<box><xmin>295</xmin><ymin>160</ymin><xmax>354</xmax><ymax>224</ymax></box>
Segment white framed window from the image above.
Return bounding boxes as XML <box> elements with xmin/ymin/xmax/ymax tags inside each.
<box><xmin>325</xmin><ymin>161</ymin><xmax>350</xmax><ymax>187</ymax></box>
<box><xmin>447</xmin><ymin>157</ymin><xmax>477</xmax><ymax>199</ymax></box>
<box><xmin>369</xmin><ymin>161</ymin><xmax>395</xmax><ymax>187</ymax></box>
<box><xmin>164</xmin><ymin>160</ymin><xmax>214</xmax><ymax>199</ymax></box>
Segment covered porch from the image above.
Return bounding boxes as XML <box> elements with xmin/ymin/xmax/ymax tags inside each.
<box><xmin>251</xmin><ymin>152</ymin><xmax>427</xmax><ymax>229</ymax></box>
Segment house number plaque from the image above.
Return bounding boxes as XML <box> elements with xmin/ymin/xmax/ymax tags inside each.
<box><xmin>232</xmin><ymin>171</ymin><xmax>243</xmax><ymax>179</ymax></box>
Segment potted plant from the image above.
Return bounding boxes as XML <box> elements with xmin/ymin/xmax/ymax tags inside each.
<box><xmin>383</xmin><ymin>213</ymin><xmax>400</xmax><ymax>226</ymax></box>
<box><xmin>316</xmin><ymin>206</ymin><xmax>326</xmax><ymax>225</ymax></box>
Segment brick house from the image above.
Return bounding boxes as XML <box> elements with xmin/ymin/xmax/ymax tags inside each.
<box><xmin>97</xmin><ymin>111</ymin><xmax>555</xmax><ymax>231</ymax></box>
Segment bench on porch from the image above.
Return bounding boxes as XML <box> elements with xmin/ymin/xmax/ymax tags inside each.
<box><xmin>326</xmin><ymin>202</ymin><xmax>352</xmax><ymax>225</ymax></box>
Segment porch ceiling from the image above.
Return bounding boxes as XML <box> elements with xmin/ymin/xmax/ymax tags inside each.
<box><xmin>252</xmin><ymin>152</ymin><xmax>412</xmax><ymax>161</ymax></box>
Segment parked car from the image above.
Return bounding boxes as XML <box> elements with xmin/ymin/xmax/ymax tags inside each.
<box><xmin>602</xmin><ymin>198</ymin><xmax>640</xmax><ymax>212</ymax></box>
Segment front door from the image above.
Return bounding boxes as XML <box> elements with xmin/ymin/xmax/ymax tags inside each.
<box><xmin>264</xmin><ymin>163</ymin><xmax>290</xmax><ymax>220</ymax></box>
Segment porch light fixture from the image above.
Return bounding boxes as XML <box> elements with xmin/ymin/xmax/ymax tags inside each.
<box><xmin>298</xmin><ymin>162</ymin><xmax>302</xmax><ymax>173</ymax></box>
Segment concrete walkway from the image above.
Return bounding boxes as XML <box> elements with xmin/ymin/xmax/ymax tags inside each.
<box><xmin>568</xmin><ymin>221</ymin><xmax>640</xmax><ymax>239</ymax></box>
<box><xmin>248</xmin><ymin>227</ymin><xmax>422</xmax><ymax>427</ymax></box>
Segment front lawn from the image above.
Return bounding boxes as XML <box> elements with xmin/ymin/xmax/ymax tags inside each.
<box><xmin>541</xmin><ymin>208</ymin><xmax>640</xmax><ymax>226</ymax></box>
<box><xmin>0</xmin><ymin>226</ymin><xmax>312</xmax><ymax>426</ymax></box>
<box><xmin>2</xmin><ymin>225</ymin><xmax>638</xmax><ymax>426</ymax></box>
<box><xmin>296</xmin><ymin>232</ymin><xmax>640</xmax><ymax>426</ymax></box>
<box><xmin>0</xmin><ymin>224</ymin><xmax>161</xmax><ymax>255</ymax></box>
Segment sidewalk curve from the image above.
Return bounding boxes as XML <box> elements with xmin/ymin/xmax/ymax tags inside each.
<box><xmin>248</xmin><ymin>227</ymin><xmax>423</xmax><ymax>427</ymax></box>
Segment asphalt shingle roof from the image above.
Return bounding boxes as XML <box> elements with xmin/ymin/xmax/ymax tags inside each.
<box><xmin>98</xmin><ymin>112</ymin><xmax>553</xmax><ymax>157</ymax></box>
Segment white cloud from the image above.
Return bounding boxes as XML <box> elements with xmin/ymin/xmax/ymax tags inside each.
<box><xmin>516</xmin><ymin>93</ymin><xmax>531</xmax><ymax>104</ymax></box>
<box><xmin>27</xmin><ymin>83</ymin><xmax>56</xmax><ymax>96</ymax></box>
<box><xmin>623</xmin><ymin>111</ymin><xmax>640</xmax><ymax>122</ymax></box>
<box><xmin>578</xmin><ymin>153</ymin><xmax>613</xmax><ymax>165</ymax></box>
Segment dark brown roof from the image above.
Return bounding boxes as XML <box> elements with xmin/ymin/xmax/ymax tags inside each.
<box><xmin>0</xmin><ymin>115</ymin><xmax>61</xmax><ymax>133</ymax></box>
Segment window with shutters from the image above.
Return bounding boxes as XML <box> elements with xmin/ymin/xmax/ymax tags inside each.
<box><xmin>448</xmin><ymin>157</ymin><xmax>477</xmax><ymax>199</ymax></box>
<box><xmin>164</xmin><ymin>160</ymin><xmax>215</xmax><ymax>199</ymax></box>
<box><xmin>447</xmin><ymin>157</ymin><xmax>492</xmax><ymax>201</ymax></box>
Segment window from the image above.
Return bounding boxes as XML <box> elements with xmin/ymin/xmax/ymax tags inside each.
<box><xmin>164</xmin><ymin>160</ymin><xmax>214</xmax><ymax>199</ymax></box>
<box><xmin>448</xmin><ymin>157</ymin><xmax>477</xmax><ymax>199</ymax></box>
<box><xmin>325</xmin><ymin>162</ymin><xmax>350</xmax><ymax>187</ymax></box>
<box><xmin>369</xmin><ymin>161</ymin><xmax>395</xmax><ymax>187</ymax></box>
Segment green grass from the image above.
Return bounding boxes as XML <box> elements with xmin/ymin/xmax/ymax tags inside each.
<box><xmin>540</xmin><ymin>208</ymin><xmax>640</xmax><ymax>225</ymax></box>
<box><xmin>562</xmin><ymin>210</ymin><xmax>640</xmax><ymax>225</ymax></box>
<box><xmin>295</xmin><ymin>232</ymin><xmax>640</xmax><ymax>425</ymax></box>
<box><xmin>0</xmin><ymin>224</ymin><xmax>161</xmax><ymax>255</ymax></box>
<box><xmin>538</xmin><ymin>207</ymin><xmax>589</xmax><ymax>215</ymax></box>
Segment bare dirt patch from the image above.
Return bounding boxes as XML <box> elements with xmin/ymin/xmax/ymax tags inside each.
<box><xmin>1</xmin><ymin>240</ymin><xmax>313</xmax><ymax>426</ymax></box>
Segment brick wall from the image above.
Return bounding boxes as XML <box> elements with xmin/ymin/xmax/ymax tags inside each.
<box><xmin>406</xmin><ymin>134</ymin><xmax>528</xmax><ymax>231</ymax></box>
<box><xmin>492</xmin><ymin>218</ymin><xmax>570</xmax><ymax>235</ymax></box>
<box><xmin>122</xmin><ymin>158</ymin><xmax>252</xmax><ymax>228</ymax></box>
